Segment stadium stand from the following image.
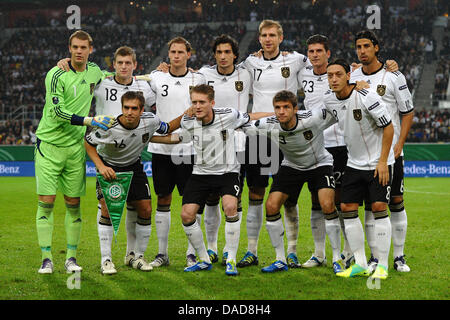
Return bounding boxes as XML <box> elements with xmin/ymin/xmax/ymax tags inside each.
<box><xmin>0</xmin><ymin>0</ymin><xmax>448</xmax><ymax>143</ymax></box>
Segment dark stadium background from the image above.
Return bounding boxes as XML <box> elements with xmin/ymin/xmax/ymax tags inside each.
<box><xmin>0</xmin><ymin>0</ymin><xmax>448</xmax><ymax>177</ymax></box>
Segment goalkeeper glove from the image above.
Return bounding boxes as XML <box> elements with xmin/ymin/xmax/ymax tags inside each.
<box><xmin>84</xmin><ymin>115</ymin><xmax>115</xmax><ymax>131</ymax></box>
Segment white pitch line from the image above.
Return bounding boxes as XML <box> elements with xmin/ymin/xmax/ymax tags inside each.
<box><xmin>405</xmin><ymin>190</ymin><xmax>450</xmax><ymax>195</ymax></box>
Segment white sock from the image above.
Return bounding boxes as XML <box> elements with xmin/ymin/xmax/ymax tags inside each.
<box><xmin>155</xmin><ymin>208</ymin><xmax>170</xmax><ymax>256</ymax></box>
<box><xmin>325</xmin><ymin>214</ymin><xmax>341</xmax><ymax>262</ymax></box>
<box><xmin>266</xmin><ymin>215</ymin><xmax>286</xmax><ymax>263</ymax></box>
<box><xmin>97</xmin><ymin>208</ymin><xmax>113</xmax><ymax>264</ymax></box>
<box><xmin>246</xmin><ymin>199</ymin><xmax>263</xmax><ymax>255</ymax></box>
<box><xmin>284</xmin><ymin>204</ymin><xmax>299</xmax><ymax>255</ymax></box>
<box><xmin>135</xmin><ymin>220</ymin><xmax>152</xmax><ymax>257</ymax></box>
<box><xmin>125</xmin><ymin>206</ymin><xmax>137</xmax><ymax>255</ymax></box>
<box><xmin>204</xmin><ymin>204</ymin><xmax>221</xmax><ymax>253</ymax></box>
<box><xmin>364</xmin><ymin>209</ymin><xmax>378</xmax><ymax>259</ymax></box>
<box><xmin>390</xmin><ymin>206</ymin><xmax>407</xmax><ymax>258</ymax></box>
<box><xmin>183</xmin><ymin>219</ymin><xmax>210</xmax><ymax>263</ymax></box>
<box><xmin>225</xmin><ymin>215</ymin><xmax>241</xmax><ymax>262</ymax></box>
<box><xmin>310</xmin><ymin>208</ymin><xmax>326</xmax><ymax>259</ymax></box>
<box><xmin>374</xmin><ymin>215</ymin><xmax>392</xmax><ymax>268</ymax></box>
<box><xmin>187</xmin><ymin>214</ymin><xmax>202</xmax><ymax>256</ymax></box>
<box><xmin>338</xmin><ymin>209</ymin><xmax>352</xmax><ymax>257</ymax></box>
<box><xmin>343</xmin><ymin>216</ymin><xmax>367</xmax><ymax>268</ymax></box>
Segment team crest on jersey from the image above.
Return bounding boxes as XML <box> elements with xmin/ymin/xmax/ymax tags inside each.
<box><xmin>90</xmin><ymin>83</ymin><xmax>95</xmax><ymax>95</ymax></box>
<box><xmin>353</xmin><ymin>109</ymin><xmax>362</xmax><ymax>121</ymax></box>
<box><xmin>142</xmin><ymin>133</ymin><xmax>150</xmax><ymax>143</ymax></box>
<box><xmin>377</xmin><ymin>84</ymin><xmax>386</xmax><ymax>96</ymax></box>
<box><xmin>281</xmin><ymin>67</ymin><xmax>290</xmax><ymax>78</ymax></box>
<box><xmin>303</xmin><ymin>130</ymin><xmax>313</xmax><ymax>140</ymax></box>
<box><xmin>235</xmin><ymin>81</ymin><xmax>243</xmax><ymax>92</ymax></box>
<box><xmin>52</xmin><ymin>96</ymin><xmax>59</xmax><ymax>105</ymax></box>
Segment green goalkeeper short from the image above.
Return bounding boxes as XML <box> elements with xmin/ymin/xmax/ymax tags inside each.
<box><xmin>35</xmin><ymin>138</ymin><xmax>86</xmax><ymax>197</ymax></box>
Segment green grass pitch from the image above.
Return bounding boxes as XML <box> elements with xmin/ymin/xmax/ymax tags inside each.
<box><xmin>0</xmin><ymin>177</ymin><xmax>448</xmax><ymax>300</ymax></box>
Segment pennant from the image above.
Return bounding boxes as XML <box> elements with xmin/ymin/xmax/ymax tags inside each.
<box><xmin>97</xmin><ymin>171</ymin><xmax>133</xmax><ymax>238</ymax></box>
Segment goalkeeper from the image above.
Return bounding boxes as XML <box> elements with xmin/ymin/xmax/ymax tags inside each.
<box><xmin>35</xmin><ymin>30</ymin><xmax>115</xmax><ymax>274</ymax></box>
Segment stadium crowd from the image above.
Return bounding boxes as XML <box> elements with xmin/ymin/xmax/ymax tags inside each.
<box><xmin>1</xmin><ymin>0</ymin><xmax>448</xmax><ymax>143</ymax></box>
<box><xmin>408</xmin><ymin>108</ymin><xmax>450</xmax><ymax>142</ymax></box>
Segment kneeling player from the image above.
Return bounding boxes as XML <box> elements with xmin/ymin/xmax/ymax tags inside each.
<box><xmin>243</xmin><ymin>90</ymin><xmax>343</xmax><ymax>274</ymax></box>
<box><xmin>179</xmin><ymin>84</ymin><xmax>271</xmax><ymax>276</ymax></box>
<box><xmin>85</xmin><ymin>91</ymin><xmax>183</xmax><ymax>274</ymax></box>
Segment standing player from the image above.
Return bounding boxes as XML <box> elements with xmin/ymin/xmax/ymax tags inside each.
<box><xmin>351</xmin><ymin>30</ymin><xmax>413</xmax><ymax>273</ymax></box>
<box><xmin>57</xmin><ymin>46</ymin><xmax>157</xmax><ymax>270</ymax></box>
<box><xmin>297</xmin><ymin>34</ymin><xmax>353</xmax><ymax>268</ymax></box>
<box><xmin>325</xmin><ymin>59</ymin><xmax>394</xmax><ymax>279</ymax></box>
<box><xmin>85</xmin><ymin>91</ymin><xmax>183</xmax><ymax>274</ymax></box>
<box><xmin>35</xmin><ymin>30</ymin><xmax>115</xmax><ymax>274</ymax></box>
<box><xmin>179</xmin><ymin>84</ymin><xmax>272</xmax><ymax>275</ymax></box>
<box><xmin>146</xmin><ymin>37</ymin><xmax>206</xmax><ymax>268</ymax></box>
<box><xmin>243</xmin><ymin>90</ymin><xmax>344</xmax><ymax>274</ymax></box>
<box><xmin>198</xmin><ymin>34</ymin><xmax>252</xmax><ymax>265</ymax></box>
<box><xmin>239</xmin><ymin>19</ymin><xmax>309</xmax><ymax>268</ymax></box>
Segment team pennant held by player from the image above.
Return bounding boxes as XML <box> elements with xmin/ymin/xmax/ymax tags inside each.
<box><xmin>97</xmin><ymin>172</ymin><xmax>133</xmax><ymax>240</ymax></box>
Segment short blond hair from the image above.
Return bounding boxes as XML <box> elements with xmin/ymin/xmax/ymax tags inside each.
<box><xmin>69</xmin><ymin>30</ymin><xmax>93</xmax><ymax>47</ymax></box>
<box><xmin>259</xmin><ymin>20</ymin><xmax>283</xmax><ymax>37</ymax></box>
<box><xmin>114</xmin><ymin>46</ymin><xmax>136</xmax><ymax>63</ymax></box>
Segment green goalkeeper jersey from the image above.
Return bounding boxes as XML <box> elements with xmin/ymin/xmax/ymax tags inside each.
<box><xmin>36</xmin><ymin>62</ymin><xmax>105</xmax><ymax>147</ymax></box>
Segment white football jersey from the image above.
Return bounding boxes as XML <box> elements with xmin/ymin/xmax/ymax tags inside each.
<box><xmin>324</xmin><ymin>87</ymin><xmax>395</xmax><ymax>171</ymax></box>
<box><xmin>147</xmin><ymin>69</ymin><xmax>206</xmax><ymax>156</ymax></box>
<box><xmin>244</xmin><ymin>51</ymin><xmax>308</xmax><ymax>112</ymax></box>
<box><xmin>199</xmin><ymin>63</ymin><xmax>252</xmax><ymax>152</ymax></box>
<box><xmin>298</xmin><ymin>65</ymin><xmax>345</xmax><ymax>148</ymax></box>
<box><xmin>243</xmin><ymin>109</ymin><xmax>335</xmax><ymax>171</ymax></box>
<box><xmin>180</xmin><ymin>108</ymin><xmax>250</xmax><ymax>175</ymax></box>
<box><xmin>85</xmin><ymin>112</ymin><xmax>168</xmax><ymax>167</ymax></box>
<box><xmin>94</xmin><ymin>77</ymin><xmax>156</xmax><ymax>116</ymax></box>
<box><xmin>350</xmin><ymin>65</ymin><xmax>414</xmax><ymax>156</ymax></box>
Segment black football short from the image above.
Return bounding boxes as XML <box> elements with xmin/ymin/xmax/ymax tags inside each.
<box><xmin>391</xmin><ymin>156</ymin><xmax>404</xmax><ymax>197</ymax></box>
<box><xmin>151</xmin><ymin>153</ymin><xmax>193</xmax><ymax>197</ymax></box>
<box><xmin>341</xmin><ymin>165</ymin><xmax>393</xmax><ymax>205</ymax></box>
<box><xmin>96</xmin><ymin>159</ymin><xmax>151</xmax><ymax>202</ymax></box>
<box><xmin>270</xmin><ymin>165</ymin><xmax>335</xmax><ymax>203</ymax></box>
<box><xmin>182</xmin><ymin>173</ymin><xmax>241</xmax><ymax>206</ymax></box>
<box><xmin>326</xmin><ymin>146</ymin><xmax>348</xmax><ymax>188</ymax></box>
<box><xmin>241</xmin><ymin>134</ymin><xmax>283</xmax><ymax>189</ymax></box>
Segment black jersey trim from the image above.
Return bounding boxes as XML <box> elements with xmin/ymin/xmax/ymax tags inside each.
<box><xmin>114</xmin><ymin>76</ymin><xmax>133</xmax><ymax>86</ymax></box>
<box><xmin>217</xmin><ymin>65</ymin><xmax>236</xmax><ymax>76</ymax></box>
<box><xmin>337</xmin><ymin>84</ymin><xmax>356</xmax><ymax>100</ymax></box>
<box><xmin>169</xmin><ymin>68</ymin><xmax>189</xmax><ymax>78</ymax></box>
<box><xmin>361</xmin><ymin>62</ymin><xmax>384</xmax><ymax>76</ymax></box>
<box><xmin>263</xmin><ymin>50</ymin><xmax>281</xmax><ymax>61</ymax></box>
<box><xmin>117</xmin><ymin>115</ymin><xmax>140</xmax><ymax>130</ymax></box>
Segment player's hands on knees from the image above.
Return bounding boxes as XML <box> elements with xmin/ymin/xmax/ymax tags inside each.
<box><xmin>57</xmin><ymin>58</ymin><xmax>71</xmax><ymax>72</ymax></box>
<box><xmin>385</xmin><ymin>60</ymin><xmax>399</xmax><ymax>72</ymax></box>
<box><xmin>374</xmin><ymin>161</ymin><xmax>389</xmax><ymax>186</ymax></box>
<box><xmin>99</xmin><ymin>166</ymin><xmax>116</xmax><ymax>181</ymax></box>
<box><xmin>84</xmin><ymin>115</ymin><xmax>115</xmax><ymax>130</ymax></box>
<box><xmin>355</xmin><ymin>80</ymin><xmax>370</xmax><ymax>91</ymax></box>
